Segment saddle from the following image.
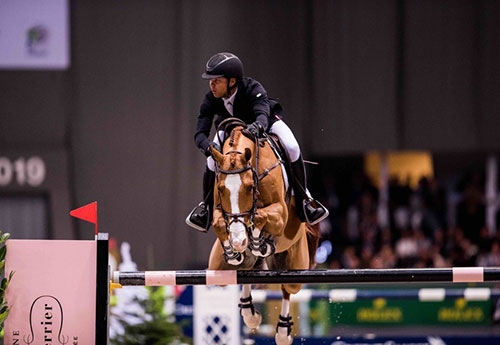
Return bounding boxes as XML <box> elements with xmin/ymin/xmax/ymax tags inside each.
<box><xmin>260</xmin><ymin>133</ymin><xmax>293</xmax><ymax>205</ymax></box>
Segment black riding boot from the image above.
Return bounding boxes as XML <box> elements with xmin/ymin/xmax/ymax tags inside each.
<box><xmin>291</xmin><ymin>156</ymin><xmax>329</xmax><ymax>225</ymax></box>
<box><xmin>185</xmin><ymin>167</ymin><xmax>215</xmax><ymax>232</ymax></box>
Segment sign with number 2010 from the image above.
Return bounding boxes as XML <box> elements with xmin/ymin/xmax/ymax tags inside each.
<box><xmin>0</xmin><ymin>156</ymin><xmax>46</xmax><ymax>187</ymax></box>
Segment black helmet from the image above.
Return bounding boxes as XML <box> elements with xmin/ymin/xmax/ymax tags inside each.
<box><xmin>201</xmin><ymin>52</ymin><xmax>243</xmax><ymax>80</ymax></box>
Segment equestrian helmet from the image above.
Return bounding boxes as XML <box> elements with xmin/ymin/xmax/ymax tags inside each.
<box><xmin>201</xmin><ymin>52</ymin><xmax>243</xmax><ymax>80</ymax></box>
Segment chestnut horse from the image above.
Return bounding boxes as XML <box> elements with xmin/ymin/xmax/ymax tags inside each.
<box><xmin>208</xmin><ymin>122</ymin><xmax>320</xmax><ymax>345</ymax></box>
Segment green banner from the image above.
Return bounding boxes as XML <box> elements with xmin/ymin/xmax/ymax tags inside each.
<box><xmin>320</xmin><ymin>298</ymin><xmax>491</xmax><ymax>326</ymax></box>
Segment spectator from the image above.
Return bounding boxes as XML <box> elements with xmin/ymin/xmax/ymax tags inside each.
<box><xmin>477</xmin><ymin>241</ymin><xmax>500</xmax><ymax>267</ymax></box>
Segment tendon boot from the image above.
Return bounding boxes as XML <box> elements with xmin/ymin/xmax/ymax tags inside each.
<box><xmin>291</xmin><ymin>156</ymin><xmax>329</xmax><ymax>225</ymax></box>
<box><xmin>186</xmin><ymin>167</ymin><xmax>215</xmax><ymax>232</ymax></box>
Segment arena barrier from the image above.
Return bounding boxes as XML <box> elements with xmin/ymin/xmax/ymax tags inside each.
<box><xmin>112</xmin><ymin>267</ymin><xmax>500</xmax><ymax>287</ymax></box>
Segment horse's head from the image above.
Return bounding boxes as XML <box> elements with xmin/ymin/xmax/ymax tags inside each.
<box><xmin>211</xmin><ymin>128</ymin><xmax>257</xmax><ymax>253</ymax></box>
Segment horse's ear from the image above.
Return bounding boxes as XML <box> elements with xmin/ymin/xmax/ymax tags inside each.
<box><xmin>244</xmin><ymin>147</ymin><xmax>252</xmax><ymax>163</ymax></box>
<box><xmin>211</xmin><ymin>146</ymin><xmax>224</xmax><ymax>165</ymax></box>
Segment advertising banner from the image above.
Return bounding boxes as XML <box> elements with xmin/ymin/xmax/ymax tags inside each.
<box><xmin>4</xmin><ymin>239</ymin><xmax>97</xmax><ymax>344</ymax></box>
<box><xmin>325</xmin><ymin>298</ymin><xmax>491</xmax><ymax>326</ymax></box>
<box><xmin>0</xmin><ymin>0</ymin><xmax>69</xmax><ymax>69</ymax></box>
<box><xmin>194</xmin><ymin>285</ymin><xmax>240</xmax><ymax>345</ymax></box>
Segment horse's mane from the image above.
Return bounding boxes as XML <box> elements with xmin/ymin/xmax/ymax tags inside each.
<box><xmin>226</xmin><ymin>127</ymin><xmax>248</xmax><ymax>169</ymax></box>
<box><xmin>228</xmin><ymin>127</ymin><xmax>240</xmax><ymax>147</ymax></box>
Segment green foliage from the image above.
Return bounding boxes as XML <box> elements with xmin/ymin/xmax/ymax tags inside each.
<box><xmin>111</xmin><ymin>286</ymin><xmax>191</xmax><ymax>345</ymax></box>
<box><xmin>0</xmin><ymin>231</ymin><xmax>13</xmax><ymax>334</ymax></box>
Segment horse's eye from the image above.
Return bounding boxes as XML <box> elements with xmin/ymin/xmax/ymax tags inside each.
<box><xmin>247</xmin><ymin>185</ymin><xmax>253</xmax><ymax>192</ymax></box>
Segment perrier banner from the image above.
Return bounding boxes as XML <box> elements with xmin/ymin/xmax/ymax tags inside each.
<box><xmin>327</xmin><ymin>297</ymin><xmax>491</xmax><ymax>325</ymax></box>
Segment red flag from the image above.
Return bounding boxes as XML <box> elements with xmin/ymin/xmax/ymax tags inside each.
<box><xmin>70</xmin><ymin>202</ymin><xmax>98</xmax><ymax>235</ymax></box>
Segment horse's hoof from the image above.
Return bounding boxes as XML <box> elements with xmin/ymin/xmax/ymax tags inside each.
<box><xmin>275</xmin><ymin>333</ymin><xmax>293</xmax><ymax>345</ymax></box>
<box><xmin>242</xmin><ymin>310</ymin><xmax>262</xmax><ymax>329</ymax></box>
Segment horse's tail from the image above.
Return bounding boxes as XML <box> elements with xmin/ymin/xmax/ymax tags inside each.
<box><xmin>305</xmin><ymin>223</ymin><xmax>320</xmax><ymax>269</ymax></box>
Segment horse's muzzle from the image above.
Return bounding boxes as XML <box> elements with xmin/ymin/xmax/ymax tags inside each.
<box><xmin>229</xmin><ymin>222</ymin><xmax>248</xmax><ymax>253</ymax></box>
<box><xmin>231</xmin><ymin>237</ymin><xmax>248</xmax><ymax>252</ymax></box>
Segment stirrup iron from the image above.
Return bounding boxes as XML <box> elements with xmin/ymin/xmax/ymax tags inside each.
<box><xmin>185</xmin><ymin>202</ymin><xmax>210</xmax><ymax>232</ymax></box>
<box><xmin>303</xmin><ymin>199</ymin><xmax>329</xmax><ymax>225</ymax></box>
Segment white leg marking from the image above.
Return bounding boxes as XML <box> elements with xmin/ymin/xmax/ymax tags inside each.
<box><xmin>242</xmin><ymin>284</ymin><xmax>251</xmax><ymax>299</ymax></box>
<box><xmin>276</xmin><ymin>297</ymin><xmax>293</xmax><ymax>345</ymax></box>
<box><xmin>240</xmin><ymin>284</ymin><xmax>261</xmax><ymax>329</ymax></box>
<box><xmin>280</xmin><ymin>298</ymin><xmax>290</xmax><ymax>318</ymax></box>
<box><xmin>252</xmin><ymin>227</ymin><xmax>261</xmax><ymax>238</ymax></box>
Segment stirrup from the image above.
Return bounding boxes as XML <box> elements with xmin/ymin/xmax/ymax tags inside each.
<box><xmin>185</xmin><ymin>202</ymin><xmax>210</xmax><ymax>232</ymax></box>
<box><xmin>303</xmin><ymin>199</ymin><xmax>329</xmax><ymax>225</ymax></box>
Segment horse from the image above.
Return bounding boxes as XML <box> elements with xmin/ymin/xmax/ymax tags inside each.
<box><xmin>207</xmin><ymin>120</ymin><xmax>320</xmax><ymax>345</ymax></box>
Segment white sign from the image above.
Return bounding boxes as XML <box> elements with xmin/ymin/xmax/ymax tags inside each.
<box><xmin>0</xmin><ymin>0</ymin><xmax>69</xmax><ymax>69</ymax></box>
<box><xmin>194</xmin><ymin>285</ymin><xmax>241</xmax><ymax>345</ymax></box>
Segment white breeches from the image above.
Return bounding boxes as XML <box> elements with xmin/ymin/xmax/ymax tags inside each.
<box><xmin>207</xmin><ymin>120</ymin><xmax>301</xmax><ymax>171</ymax></box>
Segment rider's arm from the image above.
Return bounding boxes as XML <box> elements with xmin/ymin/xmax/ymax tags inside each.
<box><xmin>195</xmin><ymin>94</ymin><xmax>217</xmax><ymax>156</ymax></box>
<box><xmin>247</xmin><ymin>80</ymin><xmax>271</xmax><ymax>132</ymax></box>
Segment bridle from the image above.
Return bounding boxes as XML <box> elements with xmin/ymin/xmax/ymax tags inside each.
<box><xmin>215</xmin><ymin>151</ymin><xmax>259</xmax><ymax>233</ymax></box>
<box><xmin>214</xmin><ymin>118</ymin><xmax>281</xmax><ymax>258</ymax></box>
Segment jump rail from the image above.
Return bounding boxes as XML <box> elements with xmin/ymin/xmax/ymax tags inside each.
<box><xmin>113</xmin><ymin>267</ymin><xmax>500</xmax><ymax>286</ymax></box>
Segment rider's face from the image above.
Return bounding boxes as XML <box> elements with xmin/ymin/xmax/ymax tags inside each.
<box><xmin>209</xmin><ymin>77</ymin><xmax>235</xmax><ymax>98</ymax></box>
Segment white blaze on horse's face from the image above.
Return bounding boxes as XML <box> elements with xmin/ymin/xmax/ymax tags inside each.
<box><xmin>225</xmin><ymin>174</ymin><xmax>248</xmax><ymax>252</ymax></box>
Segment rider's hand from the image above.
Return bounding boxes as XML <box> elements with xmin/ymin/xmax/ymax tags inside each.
<box><xmin>243</xmin><ymin>121</ymin><xmax>264</xmax><ymax>138</ymax></box>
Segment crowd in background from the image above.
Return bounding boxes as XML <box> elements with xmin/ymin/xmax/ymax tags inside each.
<box><xmin>316</xmin><ymin>168</ymin><xmax>500</xmax><ymax>270</ymax></box>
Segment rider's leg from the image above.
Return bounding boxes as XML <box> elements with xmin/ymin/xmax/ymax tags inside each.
<box><xmin>269</xmin><ymin>120</ymin><xmax>329</xmax><ymax>225</ymax></box>
<box><xmin>185</xmin><ymin>165</ymin><xmax>215</xmax><ymax>232</ymax></box>
<box><xmin>186</xmin><ymin>131</ymin><xmax>223</xmax><ymax>232</ymax></box>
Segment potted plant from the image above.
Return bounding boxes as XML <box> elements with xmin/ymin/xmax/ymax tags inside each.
<box><xmin>0</xmin><ymin>231</ymin><xmax>14</xmax><ymax>337</ymax></box>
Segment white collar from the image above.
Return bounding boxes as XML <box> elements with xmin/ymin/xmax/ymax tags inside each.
<box><xmin>223</xmin><ymin>87</ymin><xmax>238</xmax><ymax>106</ymax></box>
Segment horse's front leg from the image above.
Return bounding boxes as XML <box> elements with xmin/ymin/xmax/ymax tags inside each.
<box><xmin>239</xmin><ymin>284</ymin><xmax>262</xmax><ymax>329</ymax></box>
<box><xmin>275</xmin><ymin>289</ymin><xmax>293</xmax><ymax>345</ymax></box>
<box><xmin>212</xmin><ymin>209</ymin><xmax>244</xmax><ymax>266</ymax></box>
<box><xmin>250</xmin><ymin>202</ymin><xmax>286</xmax><ymax>257</ymax></box>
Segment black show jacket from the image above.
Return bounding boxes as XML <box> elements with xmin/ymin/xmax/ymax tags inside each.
<box><xmin>194</xmin><ymin>77</ymin><xmax>283</xmax><ymax>155</ymax></box>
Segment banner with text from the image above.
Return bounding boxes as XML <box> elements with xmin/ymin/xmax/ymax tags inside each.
<box><xmin>4</xmin><ymin>239</ymin><xmax>96</xmax><ymax>344</ymax></box>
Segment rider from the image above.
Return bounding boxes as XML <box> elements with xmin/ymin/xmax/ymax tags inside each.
<box><xmin>186</xmin><ymin>52</ymin><xmax>329</xmax><ymax>232</ymax></box>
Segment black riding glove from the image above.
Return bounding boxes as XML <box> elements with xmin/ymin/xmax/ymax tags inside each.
<box><xmin>205</xmin><ymin>142</ymin><xmax>221</xmax><ymax>157</ymax></box>
<box><xmin>243</xmin><ymin>121</ymin><xmax>264</xmax><ymax>138</ymax></box>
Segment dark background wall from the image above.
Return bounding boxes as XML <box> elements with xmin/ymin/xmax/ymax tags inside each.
<box><xmin>1</xmin><ymin>0</ymin><xmax>499</xmax><ymax>269</ymax></box>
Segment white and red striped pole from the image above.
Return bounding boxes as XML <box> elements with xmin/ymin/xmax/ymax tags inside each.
<box><xmin>113</xmin><ymin>267</ymin><xmax>500</xmax><ymax>287</ymax></box>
